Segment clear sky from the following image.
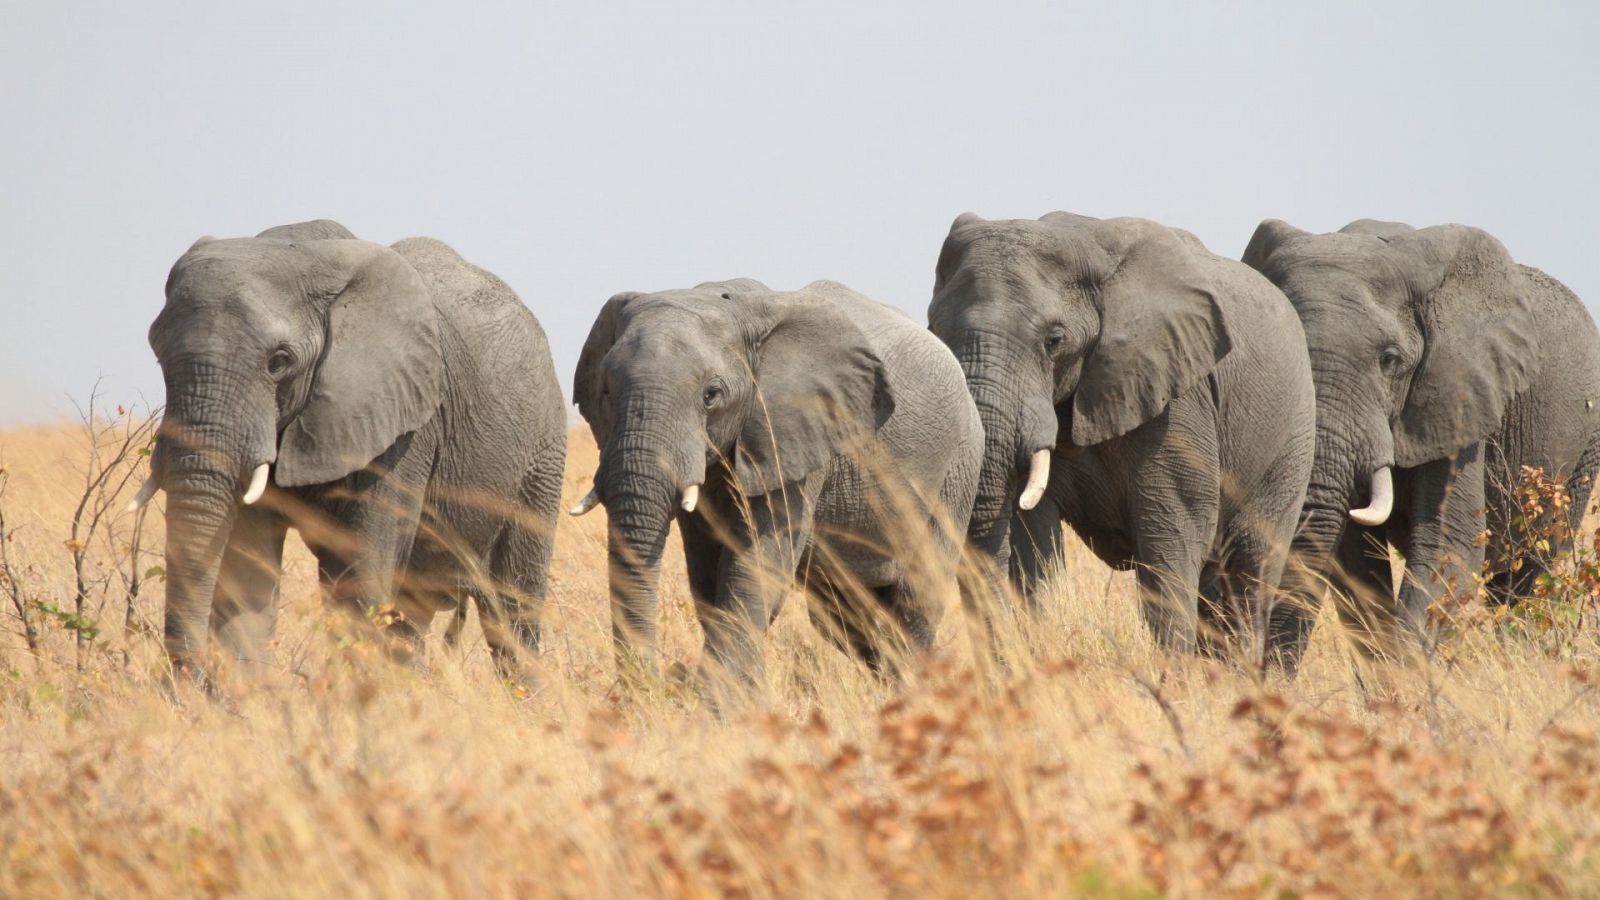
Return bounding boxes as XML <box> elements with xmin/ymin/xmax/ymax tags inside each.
<box><xmin>2</xmin><ymin>2</ymin><xmax>1595</xmax><ymax>424</ymax></box>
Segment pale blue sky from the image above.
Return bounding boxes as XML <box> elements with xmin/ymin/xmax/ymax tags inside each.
<box><xmin>2</xmin><ymin>2</ymin><xmax>1596</xmax><ymax>423</ymax></box>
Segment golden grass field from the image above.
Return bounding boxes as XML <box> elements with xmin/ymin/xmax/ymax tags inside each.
<box><xmin>3</xmin><ymin>415</ymin><xmax>1600</xmax><ymax>897</ymax></box>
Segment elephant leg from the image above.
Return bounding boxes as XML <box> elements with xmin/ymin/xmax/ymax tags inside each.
<box><xmin>1397</xmin><ymin>444</ymin><xmax>1486</xmax><ymax>646</ymax></box>
<box><xmin>478</xmin><ymin>450</ymin><xmax>565</xmax><ymax>677</ymax></box>
<box><xmin>679</xmin><ymin>488</ymin><xmax>726</xmax><ymax>611</ymax></box>
<box><xmin>1134</xmin><ymin>535</ymin><xmax>1211</xmax><ymax>654</ymax></box>
<box><xmin>804</xmin><ymin>561</ymin><xmax>887</xmax><ymax>673</ymax></box>
<box><xmin>1009</xmin><ymin>495</ymin><xmax>1065</xmax><ymax>610</ymax></box>
<box><xmin>305</xmin><ymin>442</ymin><xmax>433</xmax><ymax>653</ymax></box>
<box><xmin>210</xmin><ymin>504</ymin><xmax>287</xmax><ymax>675</ymax></box>
<box><xmin>697</xmin><ymin>476</ymin><xmax>821</xmax><ymax>704</ymax></box>
<box><xmin>1127</xmin><ymin>419</ymin><xmax>1220</xmax><ymax>655</ymax></box>
<box><xmin>883</xmin><ymin>498</ymin><xmax>962</xmax><ymax>664</ymax></box>
<box><xmin>1213</xmin><ymin>496</ymin><xmax>1304</xmax><ymax>669</ymax></box>
<box><xmin>875</xmin><ymin>577</ymin><xmax>940</xmax><ymax>675</ymax></box>
<box><xmin>1196</xmin><ymin>560</ymin><xmax>1232</xmax><ymax>659</ymax></box>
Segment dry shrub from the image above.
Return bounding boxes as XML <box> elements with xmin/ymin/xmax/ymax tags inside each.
<box><xmin>2</xmin><ymin>418</ymin><xmax>1600</xmax><ymax>898</ymax></box>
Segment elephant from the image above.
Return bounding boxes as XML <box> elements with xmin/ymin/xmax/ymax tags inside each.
<box><xmin>1242</xmin><ymin>218</ymin><xmax>1600</xmax><ymax>664</ymax></box>
<box><xmin>134</xmin><ymin>219</ymin><xmax>567</xmax><ymax>680</ymax></box>
<box><xmin>927</xmin><ymin>212</ymin><xmax>1317</xmax><ymax>661</ymax></box>
<box><xmin>571</xmin><ymin>278</ymin><xmax>983</xmax><ymax>700</ymax></box>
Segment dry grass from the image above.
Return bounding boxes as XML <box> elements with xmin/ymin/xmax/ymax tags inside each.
<box><xmin>2</xmin><ymin>415</ymin><xmax>1600</xmax><ymax>898</ymax></box>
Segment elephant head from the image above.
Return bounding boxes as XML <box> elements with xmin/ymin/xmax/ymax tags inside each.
<box><xmin>1241</xmin><ymin>218</ymin><xmax>1539</xmax><ymax>556</ymax></box>
<box><xmin>927</xmin><ymin>212</ymin><xmax>1232</xmax><ymax>567</ymax></box>
<box><xmin>141</xmin><ymin>220</ymin><xmax>445</xmax><ymax>668</ymax></box>
<box><xmin>572</xmin><ymin>280</ymin><xmax>893</xmax><ymax>675</ymax></box>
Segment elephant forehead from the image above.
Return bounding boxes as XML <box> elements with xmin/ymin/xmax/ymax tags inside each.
<box><xmin>149</xmin><ymin>298</ymin><xmax>277</xmax><ymax>358</ymax></box>
<box><xmin>931</xmin><ymin>264</ymin><xmax>1088</xmax><ymax>333</ymax></box>
<box><xmin>609</xmin><ymin>318</ymin><xmax>732</xmax><ymax>375</ymax></box>
<box><xmin>954</xmin><ymin>231</ymin><xmax>1106</xmax><ymax>290</ymax></box>
<box><xmin>1292</xmin><ymin>281</ymin><xmax>1415</xmax><ymax>350</ymax></box>
<box><xmin>1272</xmin><ymin>244</ymin><xmax>1410</xmax><ymax>300</ymax></box>
<box><xmin>621</xmin><ymin>294</ymin><xmax>749</xmax><ymax>338</ymax></box>
<box><xmin>167</xmin><ymin>240</ymin><xmax>328</xmax><ymax>303</ymax></box>
<box><xmin>1263</xmin><ymin>232</ymin><xmax>1398</xmax><ymax>278</ymax></box>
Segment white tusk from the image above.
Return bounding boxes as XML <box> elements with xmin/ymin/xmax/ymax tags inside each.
<box><xmin>1348</xmin><ymin>466</ymin><xmax>1394</xmax><ymax>527</ymax></box>
<box><xmin>241</xmin><ymin>464</ymin><xmax>271</xmax><ymax>505</ymax></box>
<box><xmin>126</xmin><ymin>477</ymin><xmax>158</xmax><ymax>513</ymax></box>
<box><xmin>1018</xmin><ymin>449</ymin><xmax>1051</xmax><ymax>511</ymax></box>
<box><xmin>569</xmin><ymin>486</ymin><xmax>601</xmax><ymax>517</ymax></box>
<box><xmin>681</xmin><ymin>483</ymin><xmax>700</xmax><ymax>513</ymax></box>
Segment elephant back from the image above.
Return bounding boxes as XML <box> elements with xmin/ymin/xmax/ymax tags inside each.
<box><xmin>390</xmin><ymin>237</ymin><xmax>521</xmax><ymax>312</ymax></box>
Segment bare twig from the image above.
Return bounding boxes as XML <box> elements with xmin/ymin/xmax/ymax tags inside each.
<box><xmin>61</xmin><ymin>382</ymin><xmax>162</xmax><ymax>669</ymax></box>
<box><xmin>0</xmin><ymin>464</ymin><xmax>41</xmax><ymax>658</ymax></box>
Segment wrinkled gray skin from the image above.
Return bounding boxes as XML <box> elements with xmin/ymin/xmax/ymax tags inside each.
<box><xmin>147</xmin><ymin>220</ymin><xmax>566</xmax><ymax>679</ymax></box>
<box><xmin>928</xmin><ymin>213</ymin><xmax>1316</xmax><ymax>659</ymax></box>
<box><xmin>1244</xmin><ymin>219</ymin><xmax>1600</xmax><ymax>664</ymax></box>
<box><xmin>574</xmin><ymin>280</ymin><xmax>982</xmax><ymax>699</ymax></box>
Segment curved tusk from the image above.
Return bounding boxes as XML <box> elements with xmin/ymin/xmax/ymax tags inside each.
<box><xmin>126</xmin><ymin>477</ymin><xmax>158</xmax><ymax>513</ymax></box>
<box><xmin>241</xmin><ymin>464</ymin><xmax>271</xmax><ymax>505</ymax></box>
<box><xmin>1348</xmin><ymin>466</ymin><xmax>1394</xmax><ymax>527</ymax></box>
<box><xmin>1018</xmin><ymin>448</ymin><xmax>1051</xmax><ymax>511</ymax></box>
<box><xmin>569</xmin><ymin>486</ymin><xmax>601</xmax><ymax>517</ymax></box>
<box><xmin>681</xmin><ymin>483</ymin><xmax>700</xmax><ymax>513</ymax></box>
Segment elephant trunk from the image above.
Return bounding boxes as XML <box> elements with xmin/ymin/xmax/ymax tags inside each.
<box><xmin>604</xmin><ymin>473</ymin><xmax>675</xmax><ymax>681</ymax></box>
<box><xmin>156</xmin><ymin>362</ymin><xmax>277</xmax><ymax>670</ymax></box>
<box><xmin>949</xmin><ymin>333</ymin><xmax>1058</xmax><ymax>622</ymax></box>
<box><xmin>1295</xmin><ymin>431</ymin><xmax>1374</xmax><ymax>566</ymax></box>
<box><xmin>161</xmin><ymin>468</ymin><xmax>239</xmax><ymax>666</ymax></box>
<box><xmin>952</xmin><ymin>334</ymin><xmax>1056</xmax><ymax>562</ymax></box>
<box><xmin>599</xmin><ymin>390</ymin><xmax>704</xmax><ymax>683</ymax></box>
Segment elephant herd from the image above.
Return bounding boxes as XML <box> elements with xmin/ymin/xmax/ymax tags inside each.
<box><xmin>132</xmin><ymin>213</ymin><xmax>1600</xmax><ymax>700</ymax></box>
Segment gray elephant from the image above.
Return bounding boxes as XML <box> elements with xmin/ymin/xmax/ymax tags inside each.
<box><xmin>134</xmin><ymin>219</ymin><xmax>567</xmax><ymax>679</ymax></box>
<box><xmin>571</xmin><ymin>279</ymin><xmax>982</xmax><ymax>698</ymax></box>
<box><xmin>1243</xmin><ymin>218</ymin><xmax>1600</xmax><ymax>664</ymax></box>
<box><xmin>927</xmin><ymin>212</ymin><xmax>1317</xmax><ymax>659</ymax></box>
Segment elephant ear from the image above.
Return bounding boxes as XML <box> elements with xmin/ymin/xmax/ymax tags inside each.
<box><xmin>573</xmin><ymin>292</ymin><xmax>641</xmax><ymax>449</ymax></box>
<box><xmin>695</xmin><ymin>277</ymin><xmax>770</xmax><ymax>296</ymax></box>
<box><xmin>1071</xmin><ymin>219</ymin><xmax>1233</xmax><ymax>446</ymax></box>
<box><xmin>257</xmin><ymin>219</ymin><xmax>356</xmax><ymax>241</ymax></box>
<box><xmin>1240</xmin><ymin>218</ymin><xmax>1309</xmax><ymax>273</ymax></box>
<box><xmin>932</xmin><ymin>212</ymin><xmax>987</xmax><ymax>295</ymax></box>
<box><xmin>1339</xmin><ymin>218</ymin><xmax>1413</xmax><ymax>240</ymax></box>
<box><xmin>275</xmin><ymin>242</ymin><xmax>445</xmax><ymax>486</ymax></box>
<box><xmin>1040</xmin><ymin>210</ymin><xmax>1101</xmax><ymax>229</ymax></box>
<box><xmin>734</xmin><ymin>289</ymin><xmax>895</xmax><ymax>496</ymax></box>
<box><xmin>1389</xmin><ymin>225</ymin><xmax>1540</xmax><ymax>466</ymax></box>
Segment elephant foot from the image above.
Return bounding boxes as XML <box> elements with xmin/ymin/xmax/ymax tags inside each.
<box><xmin>161</xmin><ymin>657</ymin><xmax>243</xmax><ymax>717</ymax></box>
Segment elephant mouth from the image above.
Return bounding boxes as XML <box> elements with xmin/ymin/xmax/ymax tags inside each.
<box><xmin>128</xmin><ymin>434</ymin><xmax>277</xmax><ymax>513</ymax></box>
<box><xmin>567</xmin><ymin>472</ymin><xmax>701</xmax><ymax>518</ymax></box>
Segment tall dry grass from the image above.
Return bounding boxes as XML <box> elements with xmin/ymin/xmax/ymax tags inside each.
<box><xmin>2</xmin><ymin>409</ymin><xmax>1600</xmax><ymax>897</ymax></box>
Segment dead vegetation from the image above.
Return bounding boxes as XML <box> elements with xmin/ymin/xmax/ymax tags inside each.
<box><xmin>2</xmin><ymin>409</ymin><xmax>1599</xmax><ymax>898</ymax></box>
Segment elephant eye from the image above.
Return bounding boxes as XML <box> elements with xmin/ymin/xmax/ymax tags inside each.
<box><xmin>702</xmin><ymin>384</ymin><xmax>723</xmax><ymax>409</ymax></box>
<box><xmin>267</xmin><ymin>347</ymin><xmax>294</xmax><ymax>377</ymax></box>
<box><xmin>1045</xmin><ymin>332</ymin><xmax>1066</xmax><ymax>354</ymax></box>
<box><xmin>1379</xmin><ymin>346</ymin><xmax>1404</xmax><ymax>374</ymax></box>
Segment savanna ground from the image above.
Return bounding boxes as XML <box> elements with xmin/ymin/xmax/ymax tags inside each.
<box><xmin>3</xmin><ymin>402</ymin><xmax>1600</xmax><ymax>898</ymax></box>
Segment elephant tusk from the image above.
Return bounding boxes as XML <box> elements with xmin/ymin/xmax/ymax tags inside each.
<box><xmin>1018</xmin><ymin>449</ymin><xmax>1051</xmax><ymax>511</ymax></box>
<box><xmin>681</xmin><ymin>483</ymin><xmax>700</xmax><ymax>513</ymax></box>
<box><xmin>1348</xmin><ymin>466</ymin><xmax>1394</xmax><ymax>527</ymax></box>
<box><xmin>241</xmin><ymin>464</ymin><xmax>271</xmax><ymax>505</ymax></box>
<box><xmin>569</xmin><ymin>486</ymin><xmax>601</xmax><ymax>517</ymax></box>
<box><xmin>126</xmin><ymin>477</ymin><xmax>158</xmax><ymax>513</ymax></box>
